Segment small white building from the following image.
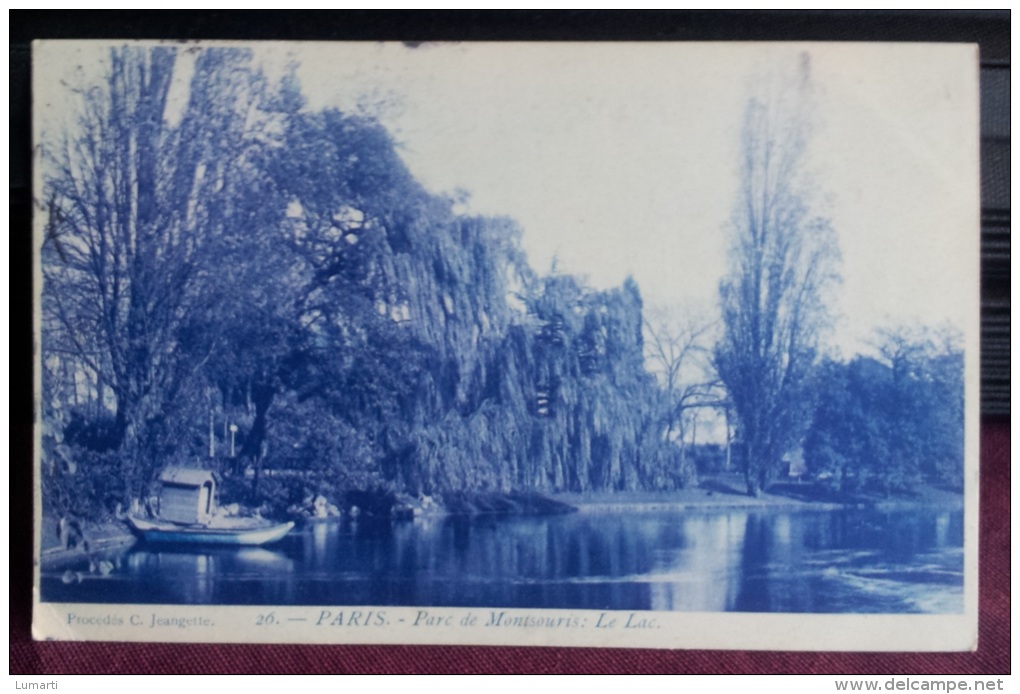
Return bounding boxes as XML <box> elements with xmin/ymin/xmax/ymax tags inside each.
<box><xmin>784</xmin><ymin>447</ymin><xmax>807</xmax><ymax>479</ymax></box>
<box><xmin>159</xmin><ymin>468</ymin><xmax>216</xmax><ymax>525</ymax></box>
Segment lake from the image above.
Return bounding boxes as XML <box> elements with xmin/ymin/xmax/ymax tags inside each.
<box><xmin>41</xmin><ymin>507</ymin><xmax>964</xmax><ymax>613</ymax></box>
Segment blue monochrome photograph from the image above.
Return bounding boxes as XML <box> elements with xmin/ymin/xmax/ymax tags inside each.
<box><xmin>33</xmin><ymin>41</ymin><xmax>979</xmax><ymax>649</ymax></box>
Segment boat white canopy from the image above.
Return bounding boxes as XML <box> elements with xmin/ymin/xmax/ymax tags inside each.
<box><xmin>158</xmin><ymin>468</ymin><xmax>216</xmax><ymax>525</ymax></box>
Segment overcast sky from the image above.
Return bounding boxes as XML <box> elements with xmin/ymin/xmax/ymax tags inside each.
<box><xmin>37</xmin><ymin>41</ymin><xmax>980</xmax><ymax>358</ymax></box>
<box><xmin>287</xmin><ymin>41</ymin><xmax>979</xmax><ymax>358</ymax></box>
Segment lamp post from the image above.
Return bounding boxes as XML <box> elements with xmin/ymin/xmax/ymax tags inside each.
<box><xmin>229</xmin><ymin>423</ymin><xmax>238</xmax><ymax>458</ymax></box>
<box><xmin>208</xmin><ymin>408</ymin><xmax>216</xmax><ymax>458</ymax></box>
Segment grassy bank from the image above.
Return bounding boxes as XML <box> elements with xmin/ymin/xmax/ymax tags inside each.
<box><xmin>555</xmin><ymin>473</ymin><xmax>964</xmax><ymax>513</ymax></box>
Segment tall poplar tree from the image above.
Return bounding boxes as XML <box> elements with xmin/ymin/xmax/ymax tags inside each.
<box><xmin>714</xmin><ymin>54</ymin><xmax>840</xmax><ymax>496</ymax></box>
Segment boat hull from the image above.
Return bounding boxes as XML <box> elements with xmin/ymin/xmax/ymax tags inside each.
<box><xmin>127</xmin><ymin>517</ymin><xmax>294</xmax><ymax>546</ymax></box>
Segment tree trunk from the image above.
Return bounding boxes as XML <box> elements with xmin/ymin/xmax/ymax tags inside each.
<box><xmin>724</xmin><ymin>409</ymin><xmax>732</xmax><ymax>472</ymax></box>
<box><xmin>241</xmin><ymin>383</ymin><xmax>275</xmax><ymax>496</ymax></box>
<box><xmin>745</xmin><ymin>466</ymin><xmax>762</xmax><ymax>498</ymax></box>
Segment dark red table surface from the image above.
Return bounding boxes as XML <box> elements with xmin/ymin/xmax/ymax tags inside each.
<box><xmin>10</xmin><ymin>420</ymin><xmax>1008</xmax><ymax>674</ymax></box>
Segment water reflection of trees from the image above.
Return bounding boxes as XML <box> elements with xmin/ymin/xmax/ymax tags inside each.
<box><xmin>46</xmin><ymin>509</ymin><xmax>963</xmax><ymax>610</ymax></box>
<box><xmin>295</xmin><ymin>510</ymin><xmax>962</xmax><ymax>611</ymax></box>
<box><xmin>650</xmin><ymin>513</ymin><xmax>747</xmax><ymax>612</ymax></box>
<box><xmin>126</xmin><ymin>547</ymin><xmax>295</xmax><ymax>604</ymax></box>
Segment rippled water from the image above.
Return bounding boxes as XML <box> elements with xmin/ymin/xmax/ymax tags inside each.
<box><xmin>42</xmin><ymin>507</ymin><xmax>964</xmax><ymax>613</ymax></box>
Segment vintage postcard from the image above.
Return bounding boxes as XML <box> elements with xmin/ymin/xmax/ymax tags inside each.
<box><xmin>33</xmin><ymin>41</ymin><xmax>979</xmax><ymax>650</ymax></box>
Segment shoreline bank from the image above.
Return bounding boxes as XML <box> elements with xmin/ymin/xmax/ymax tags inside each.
<box><xmin>38</xmin><ymin>482</ymin><xmax>962</xmax><ymax>571</ymax></box>
<box><xmin>39</xmin><ymin>520</ymin><xmax>137</xmax><ymax>571</ymax></box>
<box><xmin>554</xmin><ymin>479</ymin><xmax>965</xmax><ymax>514</ymax></box>
<box><xmin>553</xmin><ymin>492</ymin><xmax>964</xmax><ymax>514</ymax></box>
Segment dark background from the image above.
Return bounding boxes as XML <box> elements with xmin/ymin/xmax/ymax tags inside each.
<box><xmin>10</xmin><ymin>10</ymin><xmax>1009</xmax><ymax>674</ymax></box>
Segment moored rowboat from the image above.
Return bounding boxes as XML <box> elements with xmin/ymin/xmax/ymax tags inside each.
<box><xmin>126</xmin><ymin>516</ymin><xmax>294</xmax><ymax>546</ymax></box>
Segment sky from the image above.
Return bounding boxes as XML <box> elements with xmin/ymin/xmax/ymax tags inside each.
<box><xmin>283</xmin><ymin>41</ymin><xmax>979</xmax><ymax>358</ymax></box>
<box><xmin>36</xmin><ymin>41</ymin><xmax>980</xmax><ymax>359</ymax></box>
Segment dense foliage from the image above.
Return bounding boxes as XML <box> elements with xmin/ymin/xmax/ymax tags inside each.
<box><xmin>40</xmin><ymin>47</ymin><xmax>693</xmax><ymax>520</ymax></box>
<box><xmin>39</xmin><ymin>47</ymin><xmax>963</xmax><ymax>521</ymax></box>
<box><xmin>804</xmin><ymin>332</ymin><xmax>964</xmax><ymax>495</ymax></box>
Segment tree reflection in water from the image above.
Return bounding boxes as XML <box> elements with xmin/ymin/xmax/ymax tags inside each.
<box><xmin>43</xmin><ymin>509</ymin><xmax>962</xmax><ymax>613</ymax></box>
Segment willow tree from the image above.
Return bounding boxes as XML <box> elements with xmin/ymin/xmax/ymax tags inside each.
<box><xmin>714</xmin><ymin>54</ymin><xmax>840</xmax><ymax>497</ymax></box>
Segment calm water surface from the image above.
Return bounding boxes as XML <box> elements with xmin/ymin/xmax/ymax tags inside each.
<box><xmin>42</xmin><ymin>508</ymin><xmax>963</xmax><ymax>613</ymax></box>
